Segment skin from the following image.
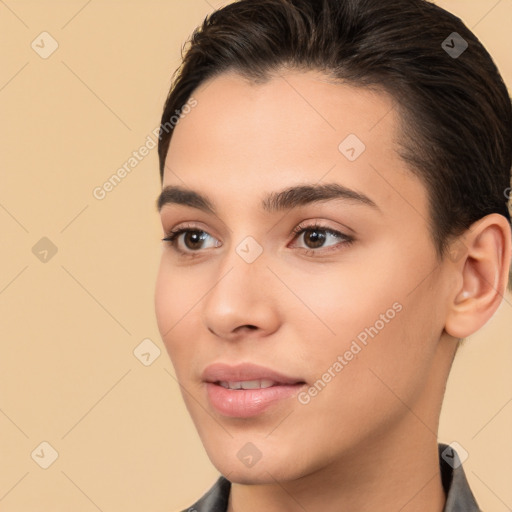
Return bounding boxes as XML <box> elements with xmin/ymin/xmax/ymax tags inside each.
<box><xmin>154</xmin><ymin>70</ymin><xmax>511</xmax><ymax>512</ymax></box>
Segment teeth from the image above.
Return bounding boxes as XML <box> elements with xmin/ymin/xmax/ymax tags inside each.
<box><xmin>218</xmin><ymin>379</ymin><xmax>276</xmax><ymax>390</ymax></box>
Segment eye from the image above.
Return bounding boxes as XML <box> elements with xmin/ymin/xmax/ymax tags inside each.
<box><xmin>290</xmin><ymin>223</ymin><xmax>354</xmax><ymax>253</ymax></box>
<box><xmin>162</xmin><ymin>225</ymin><xmax>221</xmax><ymax>255</ymax></box>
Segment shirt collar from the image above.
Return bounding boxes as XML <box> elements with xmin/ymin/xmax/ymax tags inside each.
<box><xmin>438</xmin><ymin>443</ymin><xmax>481</xmax><ymax>512</ymax></box>
<box><xmin>184</xmin><ymin>443</ymin><xmax>480</xmax><ymax>512</ymax></box>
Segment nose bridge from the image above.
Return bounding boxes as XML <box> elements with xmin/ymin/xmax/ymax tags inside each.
<box><xmin>200</xmin><ymin>234</ymin><xmax>277</xmax><ymax>337</ymax></box>
<box><xmin>206</xmin><ymin>236</ymin><xmax>267</xmax><ymax>311</ymax></box>
<box><xmin>217</xmin><ymin>230</ymin><xmax>268</xmax><ymax>289</ymax></box>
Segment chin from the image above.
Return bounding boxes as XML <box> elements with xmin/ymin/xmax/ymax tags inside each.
<box><xmin>220</xmin><ymin>467</ymin><xmax>275</xmax><ymax>485</ymax></box>
<box><xmin>213</xmin><ymin>460</ymin><xmax>299</xmax><ymax>485</ymax></box>
<box><xmin>202</xmin><ymin>437</ymin><xmax>310</xmax><ymax>484</ymax></box>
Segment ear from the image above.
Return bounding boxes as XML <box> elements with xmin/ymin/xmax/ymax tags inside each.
<box><xmin>445</xmin><ymin>214</ymin><xmax>512</xmax><ymax>339</ymax></box>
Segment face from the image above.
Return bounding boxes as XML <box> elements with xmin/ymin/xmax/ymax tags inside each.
<box><xmin>155</xmin><ymin>70</ymin><xmax>456</xmax><ymax>484</ymax></box>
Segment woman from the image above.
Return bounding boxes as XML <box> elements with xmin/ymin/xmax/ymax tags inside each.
<box><xmin>154</xmin><ymin>0</ymin><xmax>512</xmax><ymax>510</ymax></box>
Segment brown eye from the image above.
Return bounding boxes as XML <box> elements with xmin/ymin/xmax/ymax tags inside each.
<box><xmin>162</xmin><ymin>228</ymin><xmax>220</xmax><ymax>255</ymax></box>
<box><xmin>303</xmin><ymin>229</ymin><xmax>327</xmax><ymax>249</ymax></box>
<box><xmin>290</xmin><ymin>223</ymin><xmax>353</xmax><ymax>254</ymax></box>
<box><xmin>183</xmin><ymin>230</ymin><xmax>208</xmax><ymax>250</ymax></box>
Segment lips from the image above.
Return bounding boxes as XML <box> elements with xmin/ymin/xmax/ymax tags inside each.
<box><xmin>202</xmin><ymin>363</ymin><xmax>306</xmax><ymax>418</ymax></box>
<box><xmin>202</xmin><ymin>362</ymin><xmax>304</xmax><ymax>386</ymax></box>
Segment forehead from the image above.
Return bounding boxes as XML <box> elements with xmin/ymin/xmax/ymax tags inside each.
<box><xmin>169</xmin><ymin>70</ymin><xmax>397</xmax><ymax>161</ymax></box>
<box><xmin>163</xmin><ymin>71</ymin><xmax>428</xmax><ymax>224</ymax></box>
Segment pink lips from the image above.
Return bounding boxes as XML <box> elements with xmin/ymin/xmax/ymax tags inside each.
<box><xmin>202</xmin><ymin>363</ymin><xmax>306</xmax><ymax>418</ymax></box>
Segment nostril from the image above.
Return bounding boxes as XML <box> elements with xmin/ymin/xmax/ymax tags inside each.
<box><xmin>235</xmin><ymin>325</ymin><xmax>258</xmax><ymax>333</ymax></box>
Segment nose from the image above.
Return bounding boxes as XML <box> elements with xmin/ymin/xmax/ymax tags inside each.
<box><xmin>201</xmin><ymin>248</ymin><xmax>281</xmax><ymax>342</ymax></box>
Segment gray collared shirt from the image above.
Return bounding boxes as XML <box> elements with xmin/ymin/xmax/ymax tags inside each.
<box><xmin>181</xmin><ymin>444</ymin><xmax>481</xmax><ymax>512</ymax></box>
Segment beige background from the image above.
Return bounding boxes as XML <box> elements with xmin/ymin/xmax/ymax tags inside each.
<box><xmin>0</xmin><ymin>1</ymin><xmax>510</xmax><ymax>510</ymax></box>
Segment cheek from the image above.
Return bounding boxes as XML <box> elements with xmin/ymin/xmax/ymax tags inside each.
<box><xmin>287</xmin><ymin>257</ymin><xmax>436</xmax><ymax>391</ymax></box>
<box><xmin>154</xmin><ymin>257</ymin><xmax>201</xmax><ymax>363</ymax></box>
<box><xmin>154</xmin><ymin>258</ymin><xmax>175</xmax><ymax>337</ymax></box>
<box><xmin>291</xmin><ymin>303</ymin><xmax>429</xmax><ymax>449</ymax></box>
<box><xmin>317</xmin><ymin>287</ymin><xmax>440</xmax><ymax>415</ymax></box>
<box><xmin>282</xmin><ymin>259</ymin><xmax>399</xmax><ymax>346</ymax></box>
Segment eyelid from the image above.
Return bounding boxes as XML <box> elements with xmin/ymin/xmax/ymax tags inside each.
<box><xmin>290</xmin><ymin>221</ymin><xmax>349</xmax><ymax>237</ymax></box>
<box><xmin>161</xmin><ymin>222</ymin><xmax>221</xmax><ymax>256</ymax></box>
<box><xmin>162</xmin><ymin>221</ymin><xmax>217</xmax><ymax>241</ymax></box>
<box><xmin>288</xmin><ymin>222</ymin><xmax>354</xmax><ymax>253</ymax></box>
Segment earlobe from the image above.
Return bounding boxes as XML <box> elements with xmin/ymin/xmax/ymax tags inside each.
<box><xmin>445</xmin><ymin>214</ymin><xmax>512</xmax><ymax>339</ymax></box>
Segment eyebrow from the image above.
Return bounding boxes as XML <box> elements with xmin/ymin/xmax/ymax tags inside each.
<box><xmin>156</xmin><ymin>183</ymin><xmax>379</xmax><ymax>214</ymax></box>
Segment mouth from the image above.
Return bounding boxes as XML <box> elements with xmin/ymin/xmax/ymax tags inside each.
<box><xmin>216</xmin><ymin>378</ymin><xmax>298</xmax><ymax>389</ymax></box>
<box><xmin>202</xmin><ymin>363</ymin><xmax>306</xmax><ymax>418</ymax></box>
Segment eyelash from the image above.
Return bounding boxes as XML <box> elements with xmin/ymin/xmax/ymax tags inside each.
<box><xmin>162</xmin><ymin>223</ymin><xmax>217</xmax><ymax>259</ymax></box>
<box><xmin>162</xmin><ymin>222</ymin><xmax>354</xmax><ymax>258</ymax></box>
<box><xmin>290</xmin><ymin>223</ymin><xmax>354</xmax><ymax>255</ymax></box>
